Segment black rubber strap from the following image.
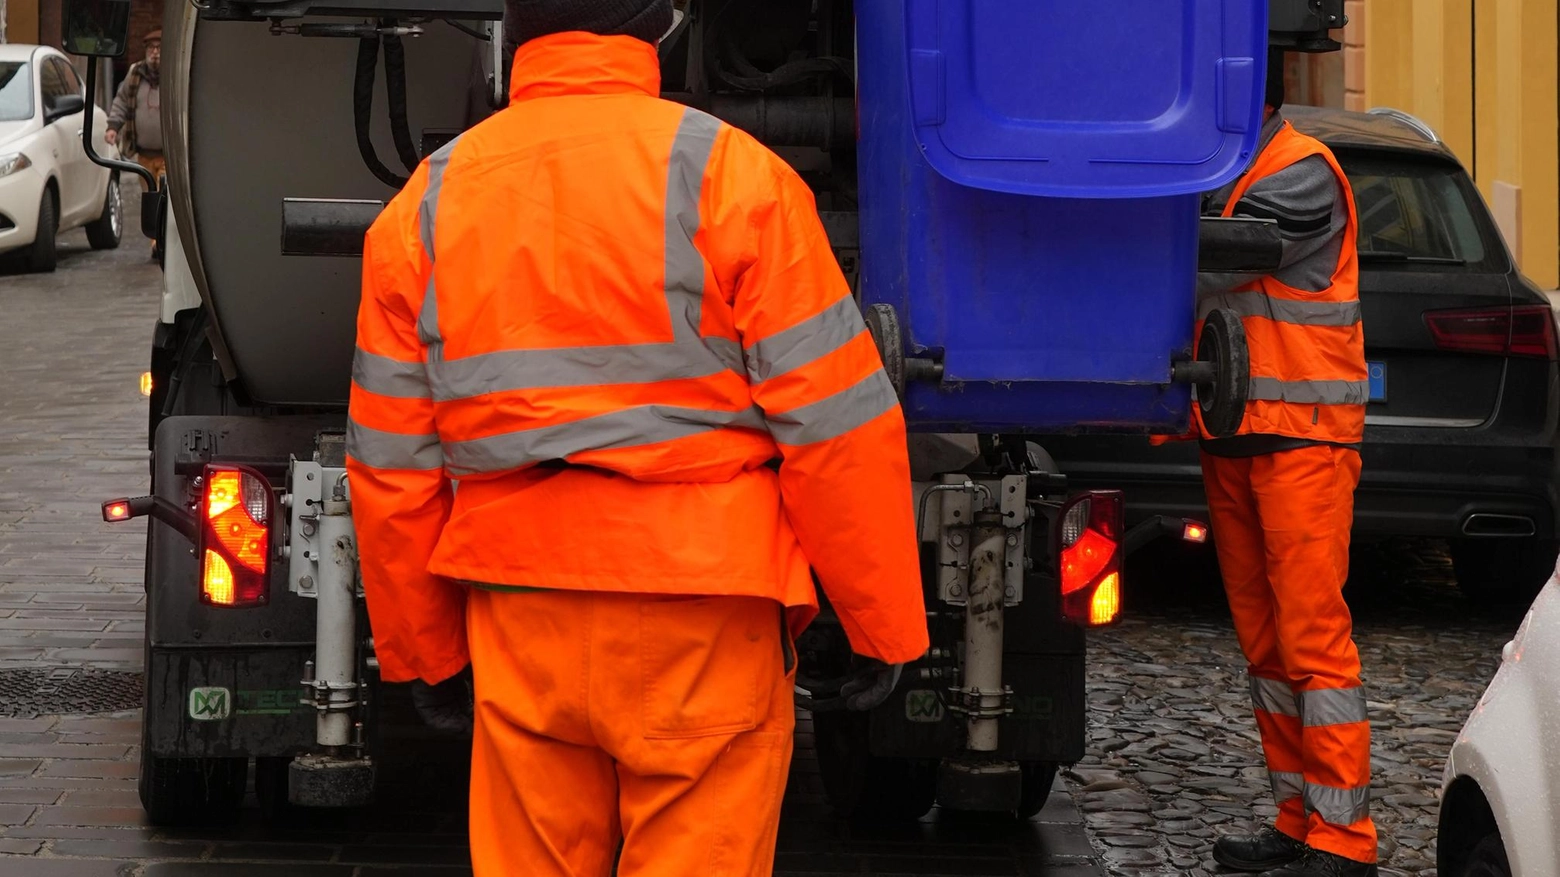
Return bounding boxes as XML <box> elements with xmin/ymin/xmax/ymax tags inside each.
<box><xmin>382</xmin><ymin>33</ymin><xmax>423</xmax><ymax>173</ymax></box>
<box><xmin>354</xmin><ymin>37</ymin><xmax>410</xmax><ymax>189</ymax></box>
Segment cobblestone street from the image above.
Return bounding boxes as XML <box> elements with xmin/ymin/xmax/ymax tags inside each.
<box><xmin>0</xmin><ymin>186</ymin><xmax>1529</xmax><ymax>874</ymax></box>
<box><xmin>1068</xmin><ymin>542</ymin><xmax>1519</xmax><ymax>877</ymax></box>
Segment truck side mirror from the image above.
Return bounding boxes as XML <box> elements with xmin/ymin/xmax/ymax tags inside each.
<box><xmin>61</xmin><ymin>0</ymin><xmax>133</xmax><ymax>58</ymax></box>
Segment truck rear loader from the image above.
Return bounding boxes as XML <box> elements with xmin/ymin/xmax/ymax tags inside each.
<box><xmin>68</xmin><ymin>0</ymin><xmax>1343</xmax><ymax>825</ymax></box>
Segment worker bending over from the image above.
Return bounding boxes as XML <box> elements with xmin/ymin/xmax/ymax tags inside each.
<box><xmin>345</xmin><ymin>1</ymin><xmax>929</xmax><ymax>874</ymax></box>
<box><xmin>1197</xmin><ymin>56</ymin><xmax>1379</xmax><ymax>877</ymax></box>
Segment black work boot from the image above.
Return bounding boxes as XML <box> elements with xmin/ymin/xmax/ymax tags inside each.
<box><xmin>1259</xmin><ymin>848</ymin><xmax>1379</xmax><ymax>877</ymax></box>
<box><xmin>1212</xmin><ymin>826</ymin><xmax>1308</xmax><ymax>872</ymax></box>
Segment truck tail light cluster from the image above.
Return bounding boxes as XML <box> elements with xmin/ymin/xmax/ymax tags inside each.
<box><xmin>199</xmin><ymin>465</ymin><xmax>271</xmax><ymax>607</ymax></box>
<box><xmin>1057</xmin><ymin>491</ymin><xmax>1124</xmax><ymax>627</ymax></box>
<box><xmin>1425</xmin><ymin>305</ymin><xmax>1559</xmax><ymax>360</ymax></box>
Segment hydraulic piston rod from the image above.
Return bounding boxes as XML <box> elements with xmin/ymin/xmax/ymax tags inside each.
<box><xmin>962</xmin><ymin>511</ymin><xmax>1007</xmax><ymax>752</ymax></box>
<box><xmin>313</xmin><ymin>485</ymin><xmax>358</xmax><ymax>748</ymax></box>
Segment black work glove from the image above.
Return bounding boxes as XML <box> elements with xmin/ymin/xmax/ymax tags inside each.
<box><xmin>839</xmin><ymin>659</ymin><xmax>904</xmax><ymax>712</ymax></box>
<box><xmin>410</xmin><ymin>667</ymin><xmax>474</xmax><ymax>735</ymax></box>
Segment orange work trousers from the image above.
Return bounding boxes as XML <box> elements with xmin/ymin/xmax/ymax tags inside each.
<box><xmin>1201</xmin><ymin>445</ymin><xmax>1377</xmax><ymax>864</ymax></box>
<box><xmin>466</xmin><ymin>588</ymin><xmax>796</xmax><ymax>877</ymax></box>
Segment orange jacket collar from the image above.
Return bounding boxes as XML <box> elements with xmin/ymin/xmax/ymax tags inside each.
<box><xmin>509</xmin><ymin>32</ymin><xmax>662</xmax><ymax>103</ymax></box>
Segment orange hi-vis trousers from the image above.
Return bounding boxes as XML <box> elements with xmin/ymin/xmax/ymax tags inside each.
<box><xmin>1201</xmin><ymin>445</ymin><xmax>1377</xmax><ymax>864</ymax></box>
<box><xmin>466</xmin><ymin>588</ymin><xmax>796</xmax><ymax>877</ymax></box>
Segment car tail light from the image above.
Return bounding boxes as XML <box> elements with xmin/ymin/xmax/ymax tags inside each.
<box><xmin>1425</xmin><ymin>305</ymin><xmax>1559</xmax><ymax>360</ymax></box>
<box><xmin>199</xmin><ymin>465</ymin><xmax>271</xmax><ymax>607</ymax></box>
<box><xmin>1056</xmin><ymin>491</ymin><xmax>1124</xmax><ymax>627</ymax></box>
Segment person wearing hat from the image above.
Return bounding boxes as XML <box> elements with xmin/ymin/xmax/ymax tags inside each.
<box><xmin>1192</xmin><ymin>51</ymin><xmax>1379</xmax><ymax>877</ymax></box>
<box><xmin>344</xmin><ymin>1</ymin><xmax>929</xmax><ymax>875</ymax></box>
<box><xmin>106</xmin><ymin>28</ymin><xmax>163</xmax><ymax>254</ymax></box>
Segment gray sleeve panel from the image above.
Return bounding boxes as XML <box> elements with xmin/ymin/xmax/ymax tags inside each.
<box><xmin>106</xmin><ymin>68</ymin><xmax>137</xmax><ymax>129</ymax></box>
<box><xmin>1200</xmin><ymin>156</ymin><xmax>1349</xmax><ymax>296</ymax></box>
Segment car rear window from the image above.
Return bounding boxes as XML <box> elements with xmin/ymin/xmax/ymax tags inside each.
<box><xmin>1336</xmin><ymin>152</ymin><xmax>1503</xmax><ymax>271</ymax></box>
<box><xmin>0</xmin><ymin>62</ymin><xmax>32</xmax><ymax>123</ymax></box>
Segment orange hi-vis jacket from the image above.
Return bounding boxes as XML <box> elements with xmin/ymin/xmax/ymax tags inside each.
<box><xmin>1194</xmin><ymin>121</ymin><xmax>1366</xmax><ymax>444</ymax></box>
<box><xmin>345</xmin><ymin>32</ymin><xmax>929</xmax><ymax>684</ymax></box>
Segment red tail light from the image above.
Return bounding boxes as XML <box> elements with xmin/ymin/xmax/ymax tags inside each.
<box><xmin>199</xmin><ymin>465</ymin><xmax>271</xmax><ymax>607</ymax></box>
<box><xmin>1056</xmin><ymin>491</ymin><xmax>1124</xmax><ymax>627</ymax></box>
<box><xmin>1425</xmin><ymin>305</ymin><xmax>1559</xmax><ymax>359</ymax></box>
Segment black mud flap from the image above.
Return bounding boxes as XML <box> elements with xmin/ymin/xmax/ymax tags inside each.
<box><xmin>144</xmin><ymin>647</ymin><xmax>316</xmax><ymax>759</ymax></box>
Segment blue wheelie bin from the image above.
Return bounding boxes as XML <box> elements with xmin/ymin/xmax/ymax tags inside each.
<box><xmin>855</xmin><ymin>0</ymin><xmax>1270</xmax><ymax>435</ymax></box>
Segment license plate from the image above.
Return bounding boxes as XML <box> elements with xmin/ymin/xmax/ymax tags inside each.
<box><xmin>1368</xmin><ymin>361</ymin><xmax>1387</xmax><ymax>402</ymax></box>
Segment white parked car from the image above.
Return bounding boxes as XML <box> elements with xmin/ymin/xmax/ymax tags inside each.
<box><xmin>0</xmin><ymin>43</ymin><xmax>120</xmax><ymax>272</ymax></box>
<box><xmin>1439</xmin><ymin>571</ymin><xmax>1560</xmax><ymax>876</ymax></box>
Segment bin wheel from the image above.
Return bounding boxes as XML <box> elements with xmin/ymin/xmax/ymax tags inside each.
<box><xmin>1195</xmin><ymin>308</ymin><xmax>1250</xmax><ymax>438</ymax></box>
<box><xmin>812</xmin><ymin>710</ymin><xmax>936</xmax><ymax>822</ymax></box>
<box><xmin>863</xmin><ymin>303</ymin><xmax>906</xmax><ymax>398</ymax></box>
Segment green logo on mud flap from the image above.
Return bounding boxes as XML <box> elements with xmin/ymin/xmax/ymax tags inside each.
<box><xmin>904</xmin><ymin>689</ymin><xmax>945</xmax><ymax>723</ymax></box>
<box><xmin>188</xmin><ymin>687</ymin><xmax>232</xmax><ymax>721</ymax></box>
<box><xmin>236</xmin><ymin>689</ymin><xmax>305</xmax><ymax>717</ymax></box>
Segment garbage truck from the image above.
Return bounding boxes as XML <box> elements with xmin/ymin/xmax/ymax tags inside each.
<box><xmin>72</xmin><ymin>0</ymin><xmax>1344</xmax><ymax>825</ymax></box>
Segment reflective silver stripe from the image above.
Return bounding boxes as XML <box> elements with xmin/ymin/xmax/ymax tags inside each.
<box><xmin>1304</xmin><ymin>782</ymin><xmax>1371</xmax><ymax>826</ymax></box>
<box><xmin>767</xmin><ymin>370</ymin><xmax>898</xmax><ymax>446</ymax></box>
<box><xmin>440</xmin><ymin>405</ymin><xmax>768</xmax><ymax>477</ymax></box>
<box><xmin>426</xmin><ymin>340</ymin><xmax>739</xmax><ymax>402</ymax></box>
<box><xmin>410</xmin><ymin>112</ymin><xmax>743</xmax><ymax>401</ymax></box>
<box><xmin>1248</xmin><ymin>378</ymin><xmax>1369</xmax><ymax>406</ymax></box>
<box><xmin>665</xmin><ymin>108</ymin><xmax>722</xmax><ymax>347</ymax></box>
<box><xmin>1249</xmin><ymin>675</ymin><xmax>1299</xmax><ymax>717</ymax></box>
<box><xmin>346</xmin><ymin>421</ymin><xmax>444</xmax><ymax>471</ymax></box>
<box><xmin>1269</xmin><ymin>771</ymin><xmax>1305</xmax><ymax>802</ymax></box>
<box><xmin>745</xmin><ymin>295</ymin><xmax>868</xmax><ymax>384</ymax></box>
<box><xmin>1198</xmin><ymin>291</ymin><xmax>1362</xmax><ymax>327</ymax></box>
<box><xmin>1300</xmin><ymin>687</ymin><xmax>1368</xmax><ymax>728</ymax></box>
<box><xmin>353</xmin><ymin>348</ymin><xmax>430</xmax><ymax>399</ymax></box>
<box><xmin>417</xmin><ymin>137</ymin><xmax>463</xmax><ymax>356</ymax></box>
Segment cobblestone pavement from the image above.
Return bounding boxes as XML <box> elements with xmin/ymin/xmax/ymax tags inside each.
<box><xmin>0</xmin><ymin>192</ymin><xmax>1103</xmax><ymax>875</ymax></box>
<box><xmin>0</xmin><ymin>184</ymin><xmax>1524</xmax><ymax>875</ymax></box>
<box><xmin>1066</xmin><ymin>540</ymin><xmax>1522</xmax><ymax>877</ymax></box>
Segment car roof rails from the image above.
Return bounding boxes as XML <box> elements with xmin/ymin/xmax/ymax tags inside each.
<box><xmin>1366</xmin><ymin>107</ymin><xmax>1441</xmax><ymax>144</ymax></box>
<box><xmin>198</xmin><ymin>0</ymin><xmax>501</xmax><ymax>22</ymax></box>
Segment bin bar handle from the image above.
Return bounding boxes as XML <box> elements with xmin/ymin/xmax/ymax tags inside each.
<box><xmin>282</xmin><ymin>199</ymin><xmax>387</xmax><ymax>258</ymax></box>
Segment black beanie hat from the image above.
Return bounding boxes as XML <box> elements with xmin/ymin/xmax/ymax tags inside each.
<box><xmin>1266</xmin><ymin>48</ymin><xmax>1286</xmax><ymax>109</ymax></box>
<box><xmin>505</xmin><ymin>0</ymin><xmax>674</xmax><ymax>50</ymax></box>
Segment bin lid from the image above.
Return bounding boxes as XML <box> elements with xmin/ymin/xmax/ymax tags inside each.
<box><xmin>904</xmin><ymin>0</ymin><xmax>1269</xmax><ymax>198</ymax></box>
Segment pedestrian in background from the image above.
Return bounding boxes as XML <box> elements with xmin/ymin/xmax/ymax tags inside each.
<box><xmin>1194</xmin><ymin>53</ymin><xmax>1380</xmax><ymax>877</ymax></box>
<box><xmin>105</xmin><ymin>27</ymin><xmax>162</xmax><ymax>256</ymax></box>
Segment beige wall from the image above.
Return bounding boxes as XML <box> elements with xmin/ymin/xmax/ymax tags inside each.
<box><xmin>1361</xmin><ymin>0</ymin><xmax>1559</xmax><ymax>288</ymax></box>
<box><xmin>4</xmin><ymin>0</ymin><xmax>39</xmax><ymax>45</ymax></box>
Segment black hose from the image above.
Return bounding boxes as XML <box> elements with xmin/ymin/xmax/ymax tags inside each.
<box><xmin>444</xmin><ymin>18</ymin><xmax>490</xmax><ymax>41</ymax></box>
<box><xmin>159</xmin><ymin>307</ymin><xmax>210</xmax><ymax>419</ymax></box>
<box><xmin>354</xmin><ymin>37</ymin><xmax>410</xmax><ymax>189</ymax></box>
<box><xmin>382</xmin><ymin>33</ymin><xmax>423</xmax><ymax>173</ymax></box>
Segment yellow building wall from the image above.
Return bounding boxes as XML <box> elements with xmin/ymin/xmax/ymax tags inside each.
<box><xmin>4</xmin><ymin>0</ymin><xmax>40</xmax><ymax>44</ymax></box>
<box><xmin>1364</xmin><ymin>0</ymin><xmax>1558</xmax><ymax>289</ymax></box>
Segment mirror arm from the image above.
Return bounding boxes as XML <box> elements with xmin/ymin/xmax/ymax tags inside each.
<box><xmin>81</xmin><ymin>58</ymin><xmax>157</xmax><ymax>189</ymax></box>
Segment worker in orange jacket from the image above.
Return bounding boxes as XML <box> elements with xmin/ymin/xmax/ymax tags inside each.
<box><xmin>344</xmin><ymin>1</ymin><xmax>929</xmax><ymax>874</ymax></box>
<box><xmin>1195</xmin><ymin>58</ymin><xmax>1379</xmax><ymax>877</ymax></box>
